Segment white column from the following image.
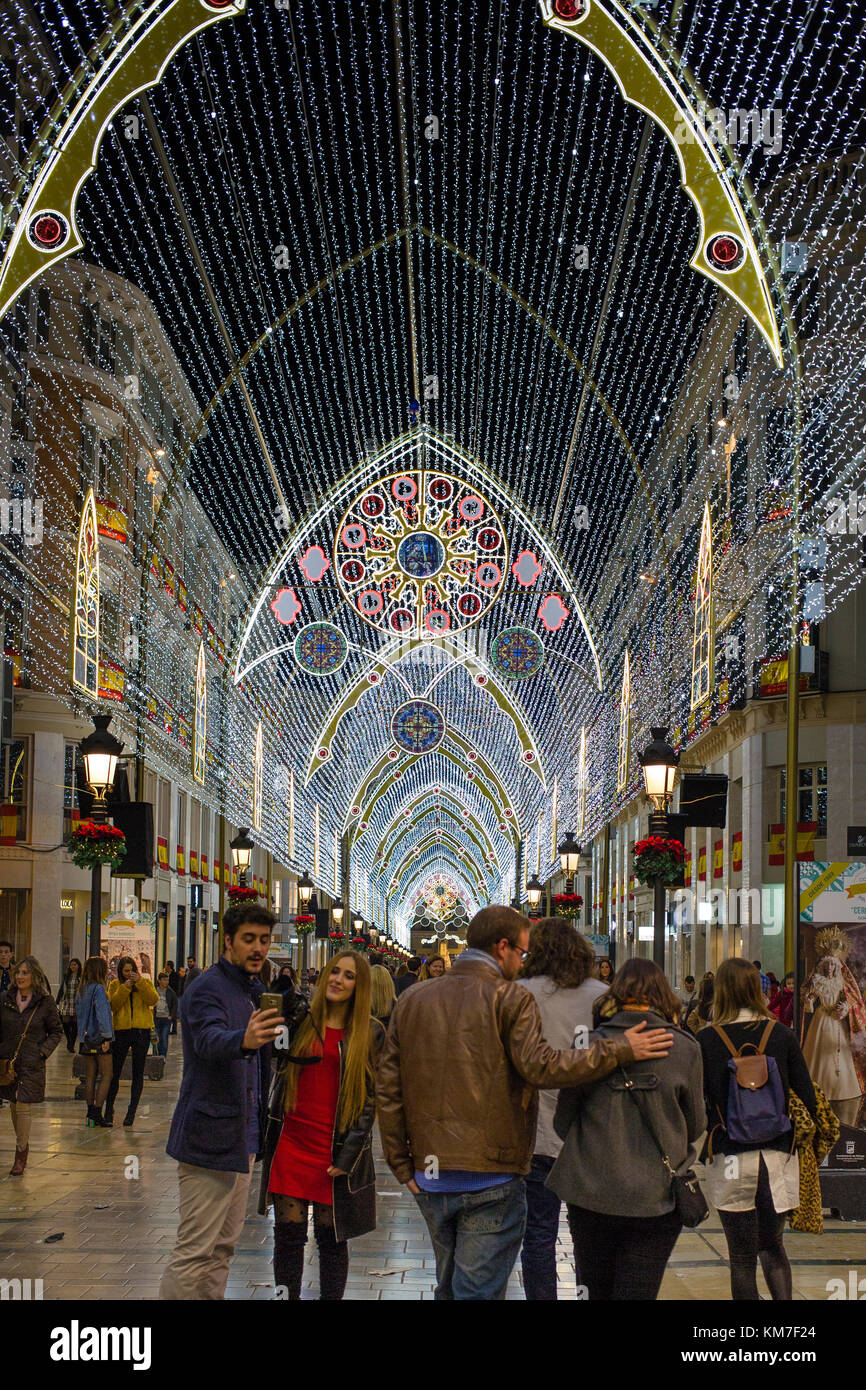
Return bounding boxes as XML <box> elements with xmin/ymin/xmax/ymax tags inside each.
<box><xmin>741</xmin><ymin>732</ymin><xmax>764</xmax><ymax>960</ymax></box>
<box><xmin>27</xmin><ymin>731</ymin><xmax>66</xmax><ymax>977</ymax></box>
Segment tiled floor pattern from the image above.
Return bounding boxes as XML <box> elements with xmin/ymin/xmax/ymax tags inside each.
<box><xmin>0</xmin><ymin>1049</ymin><xmax>863</xmax><ymax>1300</ymax></box>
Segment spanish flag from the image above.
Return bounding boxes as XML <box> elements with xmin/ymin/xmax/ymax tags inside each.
<box><xmin>698</xmin><ymin>846</ymin><xmax>707</xmax><ymax>882</ymax></box>
<box><xmin>685</xmin><ymin>851</ymin><xmax>692</xmax><ymax>888</ymax></box>
<box><xmin>732</xmin><ymin>831</ymin><xmax>743</xmax><ymax>872</ymax></box>
<box><xmin>190</xmin><ymin>850</ymin><xmax>199</xmax><ymax>878</ymax></box>
<box><xmin>201</xmin><ymin>855</ymin><xmax>209</xmax><ymax>882</ymax></box>
<box><xmin>157</xmin><ymin>837</ymin><xmax>169</xmax><ymax>869</ymax></box>
<box><xmin>176</xmin><ymin>844</ymin><xmax>186</xmax><ymax>876</ymax></box>
<box><xmin>1</xmin><ymin>804</ymin><xmax>17</xmax><ymax>846</ymax></box>
<box><xmin>713</xmin><ymin>840</ymin><xmax>724</xmax><ymax>879</ymax></box>
<box><xmin>768</xmin><ymin>823</ymin><xmax>818</xmax><ymax>866</ymax></box>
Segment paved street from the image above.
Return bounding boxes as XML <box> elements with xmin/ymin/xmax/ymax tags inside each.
<box><xmin>0</xmin><ymin>1047</ymin><xmax>862</xmax><ymax>1301</ymax></box>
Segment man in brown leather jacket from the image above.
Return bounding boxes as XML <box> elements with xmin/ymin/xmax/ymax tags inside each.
<box><xmin>377</xmin><ymin>905</ymin><xmax>673</xmax><ymax>1300</ymax></box>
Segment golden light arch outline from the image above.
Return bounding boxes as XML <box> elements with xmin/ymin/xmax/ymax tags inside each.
<box><xmin>387</xmin><ymin>833</ymin><xmax>489</xmax><ymax>901</ymax></box>
<box><xmin>0</xmin><ymin>0</ymin><xmax>245</xmax><ymax>321</ymax></box>
<box><xmin>377</xmin><ymin>819</ymin><xmax>497</xmax><ymax>889</ymax></box>
<box><xmin>371</xmin><ymin>793</ymin><xmax>503</xmax><ymax>877</ymax></box>
<box><xmin>301</xmin><ymin>636</ymin><xmax>546</xmax><ymax>790</ymax></box>
<box><xmin>538</xmin><ymin>0</ymin><xmax>782</xmax><ymax>366</ymax></box>
<box><xmin>348</xmin><ymin>739</ymin><xmax>521</xmax><ymax>850</ymax></box>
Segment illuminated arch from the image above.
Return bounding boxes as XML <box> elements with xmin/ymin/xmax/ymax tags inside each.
<box><xmin>387</xmin><ymin>833</ymin><xmax>489</xmax><ymax>900</ymax></box>
<box><xmin>538</xmin><ymin>0</ymin><xmax>781</xmax><ymax>366</ymax></box>
<box><xmin>617</xmin><ymin>651</ymin><xmax>631</xmax><ymax>794</ymax></box>
<box><xmin>72</xmin><ymin>489</ymin><xmax>100</xmax><ymax>698</ymax></box>
<box><xmin>577</xmin><ymin>727</ymin><xmax>587</xmax><ymax>838</ymax></box>
<box><xmin>691</xmin><ymin>502</ymin><xmax>715</xmax><ymax>710</ymax></box>
<box><xmin>372</xmin><ymin>788</ymin><xmax>501</xmax><ymax>863</ymax></box>
<box><xmin>193</xmin><ymin>642</ymin><xmax>207</xmax><ymax>785</ymax></box>
<box><xmin>371</xmin><ymin>797</ymin><xmax>502</xmax><ymax>881</ymax></box>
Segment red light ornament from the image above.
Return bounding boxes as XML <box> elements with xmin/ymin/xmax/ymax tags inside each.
<box><xmin>706</xmin><ymin>234</ymin><xmax>745</xmax><ymax>272</ymax></box>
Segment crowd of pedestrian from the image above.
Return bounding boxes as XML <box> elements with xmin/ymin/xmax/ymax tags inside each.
<box><xmin>0</xmin><ymin>909</ymin><xmax>834</xmax><ymax>1303</ymax></box>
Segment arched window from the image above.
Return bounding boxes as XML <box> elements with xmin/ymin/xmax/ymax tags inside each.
<box><xmin>72</xmin><ymin>489</ymin><xmax>100</xmax><ymax>697</ymax></box>
<box><xmin>617</xmin><ymin>651</ymin><xmax>630</xmax><ymax>793</ymax></box>
<box><xmin>253</xmin><ymin>720</ymin><xmax>263</xmax><ymax>830</ymax></box>
<box><xmin>691</xmin><ymin>501</ymin><xmax>715</xmax><ymax>708</ymax></box>
<box><xmin>193</xmin><ymin>642</ymin><xmax>206</xmax><ymax>785</ymax></box>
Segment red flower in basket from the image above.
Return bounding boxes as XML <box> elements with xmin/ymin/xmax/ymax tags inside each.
<box><xmin>552</xmin><ymin>892</ymin><xmax>583</xmax><ymax>919</ymax></box>
<box><xmin>633</xmin><ymin>837</ymin><xmax>685</xmax><ymax>887</ymax></box>
<box><xmin>68</xmin><ymin>821</ymin><xmax>126</xmax><ymax>870</ymax></box>
<box><xmin>329</xmin><ymin>930</ymin><xmax>346</xmax><ymax>941</ymax></box>
<box><xmin>227</xmin><ymin>885</ymin><xmax>261</xmax><ymax>902</ymax></box>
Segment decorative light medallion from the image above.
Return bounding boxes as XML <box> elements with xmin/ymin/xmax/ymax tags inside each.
<box><xmin>538</xmin><ymin>593</ymin><xmax>570</xmax><ymax>632</ymax></box>
<box><xmin>270</xmin><ymin>587</ymin><xmax>302</xmax><ymax>625</ymax></box>
<box><xmin>299</xmin><ymin>545</ymin><xmax>330</xmax><ymax>582</ymax></box>
<box><xmin>511</xmin><ymin>550</ymin><xmax>542</xmax><ymax>587</ymax></box>
<box><xmin>390</xmin><ymin>699</ymin><xmax>446</xmax><ymax>755</ymax></box>
<box><xmin>294</xmin><ymin>622</ymin><xmax>348</xmax><ymax>676</ymax></box>
<box><xmin>334</xmin><ymin>471</ymin><xmax>507</xmax><ymax>635</ymax></box>
<box><xmin>490</xmin><ymin>627</ymin><xmax>544</xmax><ymax>681</ymax></box>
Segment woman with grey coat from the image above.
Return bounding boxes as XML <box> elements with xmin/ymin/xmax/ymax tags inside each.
<box><xmin>549</xmin><ymin>957</ymin><xmax>705</xmax><ymax>1301</ymax></box>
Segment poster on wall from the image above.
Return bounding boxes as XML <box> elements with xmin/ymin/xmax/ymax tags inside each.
<box><xmin>99</xmin><ymin>907</ymin><xmax>157</xmax><ymax>982</ymax></box>
<box><xmin>799</xmin><ymin>864</ymin><xmax>866</xmax><ymax>1158</ymax></box>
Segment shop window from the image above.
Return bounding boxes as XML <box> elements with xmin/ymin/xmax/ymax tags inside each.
<box><xmin>1</xmin><ymin>738</ymin><xmax>28</xmax><ymax>840</ymax></box>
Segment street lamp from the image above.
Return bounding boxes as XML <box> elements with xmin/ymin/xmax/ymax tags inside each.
<box><xmin>557</xmin><ymin>830</ymin><xmax>582</xmax><ymax>888</ymax></box>
<box><xmin>331</xmin><ymin>898</ymin><xmax>344</xmax><ymax>928</ymax></box>
<box><xmin>638</xmin><ymin>727</ymin><xmax>681</xmax><ymax>970</ymax></box>
<box><xmin>638</xmin><ymin>727</ymin><xmax>681</xmax><ymax>834</ymax></box>
<box><xmin>297</xmin><ymin>869</ymin><xmax>315</xmax><ymax>910</ymax></box>
<box><xmin>352</xmin><ymin>912</ymin><xmax>364</xmax><ymax>934</ymax></box>
<box><xmin>526</xmin><ymin>874</ymin><xmax>544</xmax><ymax>918</ymax></box>
<box><xmin>230</xmin><ymin>827</ymin><xmax>254</xmax><ymax>887</ymax></box>
<box><xmin>79</xmin><ymin>714</ymin><xmax>124</xmax><ymax>956</ymax></box>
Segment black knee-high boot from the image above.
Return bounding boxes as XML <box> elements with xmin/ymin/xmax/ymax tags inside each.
<box><xmin>273</xmin><ymin>1222</ymin><xmax>307</xmax><ymax>1300</ymax></box>
<box><xmin>314</xmin><ymin>1224</ymin><xmax>349</xmax><ymax>1301</ymax></box>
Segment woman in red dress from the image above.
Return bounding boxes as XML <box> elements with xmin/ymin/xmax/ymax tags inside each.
<box><xmin>259</xmin><ymin>951</ymin><xmax>384</xmax><ymax>1299</ymax></box>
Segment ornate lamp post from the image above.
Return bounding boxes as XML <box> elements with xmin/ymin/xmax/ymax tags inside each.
<box><xmin>526</xmin><ymin>874</ymin><xmax>544</xmax><ymax>919</ymax></box>
<box><xmin>229</xmin><ymin>827</ymin><xmax>254</xmax><ymax>887</ymax></box>
<box><xmin>557</xmin><ymin>830</ymin><xmax>582</xmax><ymax>888</ymax></box>
<box><xmin>297</xmin><ymin>869</ymin><xmax>315</xmax><ymax>911</ymax></box>
<box><xmin>79</xmin><ymin>714</ymin><xmax>124</xmax><ymax>956</ymax></box>
<box><xmin>331</xmin><ymin>898</ymin><xmax>344</xmax><ymax>929</ymax></box>
<box><xmin>638</xmin><ymin>728</ymin><xmax>681</xmax><ymax>969</ymax></box>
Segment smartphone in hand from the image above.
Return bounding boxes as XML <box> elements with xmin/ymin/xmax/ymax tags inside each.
<box><xmin>260</xmin><ymin>992</ymin><xmax>283</xmax><ymax>1014</ymax></box>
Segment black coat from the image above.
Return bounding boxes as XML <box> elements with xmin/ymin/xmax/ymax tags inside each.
<box><xmin>259</xmin><ymin>1010</ymin><xmax>385</xmax><ymax>1242</ymax></box>
<box><xmin>0</xmin><ymin>990</ymin><xmax>63</xmax><ymax>1103</ymax></box>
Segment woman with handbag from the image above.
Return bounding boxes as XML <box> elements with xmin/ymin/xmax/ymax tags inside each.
<box><xmin>0</xmin><ymin>956</ymin><xmax>63</xmax><ymax>1174</ymax></box>
<box><xmin>259</xmin><ymin>951</ymin><xmax>385</xmax><ymax>1300</ymax></box>
<box><xmin>698</xmin><ymin>957</ymin><xmax>817</xmax><ymax>1301</ymax></box>
<box><xmin>549</xmin><ymin>958</ymin><xmax>705</xmax><ymax>1300</ymax></box>
<box><xmin>76</xmin><ymin>957</ymin><xmax>115</xmax><ymax>1127</ymax></box>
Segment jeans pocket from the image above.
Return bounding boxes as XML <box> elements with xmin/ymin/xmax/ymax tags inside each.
<box><xmin>461</xmin><ymin>1181</ymin><xmax>523</xmax><ymax>1235</ymax></box>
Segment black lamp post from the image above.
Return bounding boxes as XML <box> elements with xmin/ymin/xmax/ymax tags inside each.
<box><xmin>557</xmin><ymin>830</ymin><xmax>582</xmax><ymax>888</ymax></box>
<box><xmin>525</xmin><ymin>874</ymin><xmax>544</xmax><ymax>919</ymax></box>
<box><xmin>297</xmin><ymin>869</ymin><xmax>315</xmax><ymax>913</ymax></box>
<box><xmin>79</xmin><ymin>714</ymin><xmax>124</xmax><ymax>956</ymax></box>
<box><xmin>638</xmin><ymin>727</ymin><xmax>681</xmax><ymax>969</ymax></box>
<box><xmin>230</xmin><ymin>827</ymin><xmax>254</xmax><ymax>887</ymax></box>
<box><xmin>331</xmin><ymin>898</ymin><xmax>345</xmax><ymax>929</ymax></box>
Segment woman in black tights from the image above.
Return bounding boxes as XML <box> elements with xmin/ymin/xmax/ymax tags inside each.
<box><xmin>698</xmin><ymin>958</ymin><xmax>817</xmax><ymax>1301</ymax></box>
<box><xmin>258</xmin><ymin>951</ymin><xmax>384</xmax><ymax>1300</ymax></box>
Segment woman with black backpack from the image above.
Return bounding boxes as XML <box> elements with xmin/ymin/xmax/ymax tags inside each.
<box><xmin>698</xmin><ymin>958</ymin><xmax>817</xmax><ymax>1301</ymax></box>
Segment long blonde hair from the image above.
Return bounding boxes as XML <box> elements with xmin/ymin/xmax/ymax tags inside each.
<box><xmin>283</xmin><ymin>951</ymin><xmax>374</xmax><ymax>1129</ymax></box>
<box><xmin>15</xmin><ymin>955</ymin><xmax>50</xmax><ymax>996</ymax></box>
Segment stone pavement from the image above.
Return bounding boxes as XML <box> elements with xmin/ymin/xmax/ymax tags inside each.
<box><xmin>0</xmin><ymin>1047</ymin><xmax>863</xmax><ymax>1301</ymax></box>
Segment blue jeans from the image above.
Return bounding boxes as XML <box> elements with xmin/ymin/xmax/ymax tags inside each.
<box><xmin>413</xmin><ymin>1177</ymin><xmax>527</xmax><ymax>1300</ymax></box>
<box><xmin>155</xmin><ymin>1018</ymin><xmax>172</xmax><ymax>1057</ymax></box>
<box><xmin>520</xmin><ymin>1154</ymin><xmax>565</xmax><ymax>1300</ymax></box>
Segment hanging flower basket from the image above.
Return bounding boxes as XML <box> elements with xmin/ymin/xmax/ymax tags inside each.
<box><xmin>351</xmin><ymin>936</ymin><xmax>366</xmax><ymax>948</ymax></box>
<box><xmin>633</xmin><ymin>837</ymin><xmax>685</xmax><ymax>887</ymax></box>
<box><xmin>329</xmin><ymin>930</ymin><xmax>346</xmax><ymax>942</ymax></box>
<box><xmin>67</xmin><ymin>821</ymin><xmax>126</xmax><ymax>871</ymax></box>
<box><xmin>295</xmin><ymin>914</ymin><xmax>315</xmax><ymax>936</ymax></box>
<box><xmin>227</xmin><ymin>885</ymin><xmax>261</xmax><ymax>903</ymax></box>
<box><xmin>552</xmin><ymin>892</ymin><xmax>583</xmax><ymax>920</ymax></box>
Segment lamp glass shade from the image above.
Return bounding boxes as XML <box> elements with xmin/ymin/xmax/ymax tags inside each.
<box><xmin>557</xmin><ymin>831</ymin><xmax>581</xmax><ymax>877</ymax></box>
<box><xmin>526</xmin><ymin>875</ymin><xmax>544</xmax><ymax>909</ymax></box>
<box><xmin>80</xmin><ymin>714</ymin><xmax>123</xmax><ymax>798</ymax></box>
<box><xmin>230</xmin><ymin>829</ymin><xmax>253</xmax><ymax>875</ymax></box>
<box><xmin>638</xmin><ymin>728</ymin><xmax>680</xmax><ymax>805</ymax></box>
<box><xmin>298</xmin><ymin>871</ymin><xmax>314</xmax><ymax>907</ymax></box>
<box><xmin>352</xmin><ymin>915</ymin><xmax>364</xmax><ymax>933</ymax></box>
<box><xmin>331</xmin><ymin>900</ymin><xmax>344</xmax><ymax>925</ymax></box>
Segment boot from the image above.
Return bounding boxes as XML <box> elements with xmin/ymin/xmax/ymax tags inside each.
<box><xmin>10</xmin><ymin>1145</ymin><xmax>28</xmax><ymax>1175</ymax></box>
<box><xmin>273</xmin><ymin>1222</ymin><xmax>306</xmax><ymax>1300</ymax></box>
<box><xmin>122</xmin><ymin>1109</ymin><xmax>135</xmax><ymax>1128</ymax></box>
<box><xmin>86</xmin><ymin>1104</ymin><xmax>98</xmax><ymax>1127</ymax></box>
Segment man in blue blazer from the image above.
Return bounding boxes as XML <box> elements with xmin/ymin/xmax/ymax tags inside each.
<box><xmin>159</xmin><ymin>903</ymin><xmax>283</xmax><ymax>1300</ymax></box>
